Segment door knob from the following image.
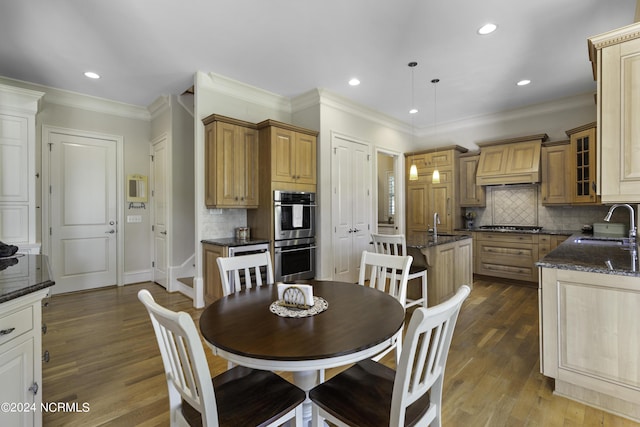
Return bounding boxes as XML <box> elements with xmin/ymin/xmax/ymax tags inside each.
<box><xmin>160</xmin><ymin>231</ymin><xmax>167</xmax><ymax>235</ymax></box>
<box><xmin>105</xmin><ymin>229</ymin><xmax>115</xmax><ymax>234</ymax></box>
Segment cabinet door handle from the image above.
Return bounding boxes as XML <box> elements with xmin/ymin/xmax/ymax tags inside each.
<box><xmin>43</xmin><ymin>350</ymin><xmax>50</xmax><ymax>363</ymax></box>
<box><xmin>0</xmin><ymin>327</ymin><xmax>15</xmax><ymax>336</ymax></box>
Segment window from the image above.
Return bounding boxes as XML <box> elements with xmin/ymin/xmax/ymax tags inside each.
<box><xmin>387</xmin><ymin>172</ymin><xmax>395</xmax><ymax>216</ymax></box>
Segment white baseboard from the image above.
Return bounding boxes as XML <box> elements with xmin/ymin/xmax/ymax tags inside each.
<box><xmin>124</xmin><ymin>269</ymin><xmax>153</xmax><ymax>285</ymax></box>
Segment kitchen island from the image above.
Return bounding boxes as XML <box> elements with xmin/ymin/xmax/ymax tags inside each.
<box><xmin>536</xmin><ymin>235</ymin><xmax>640</xmax><ymax>422</ymax></box>
<box><xmin>0</xmin><ymin>254</ymin><xmax>55</xmax><ymax>427</ymax></box>
<box><xmin>407</xmin><ymin>234</ymin><xmax>473</xmax><ymax>307</ymax></box>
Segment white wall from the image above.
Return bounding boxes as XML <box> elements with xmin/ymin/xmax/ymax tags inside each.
<box><xmin>0</xmin><ymin>76</ymin><xmax>152</xmax><ymax>283</ymax></box>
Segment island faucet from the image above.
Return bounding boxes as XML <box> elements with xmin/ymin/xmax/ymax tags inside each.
<box><xmin>433</xmin><ymin>212</ymin><xmax>441</xmax><ymax>239</ymax></box>
<box><xmin>604</xmin><ymin>203</ymin><xmax>637</xmax><ymax>244</ymax></box>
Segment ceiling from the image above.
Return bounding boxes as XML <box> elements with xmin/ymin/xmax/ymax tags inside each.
<box><xmin>0</xmin><ymin>0</ymin><xmax>636</xmax><ymax>128</ymax></box>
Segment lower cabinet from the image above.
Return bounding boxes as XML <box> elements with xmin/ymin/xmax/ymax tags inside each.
<box><xmin>539</xmin><ymin>267</ymin><xmax>640</xmax><ymax>422</ymax></box>
<box><xmin>420</xmin><ymin>237</ymin><xmax>473</xmax><ymax>306</ymax></box>
<box><xmin>475</xmin><ymin>232</ymin><xmax>539</xmax><ymax>283</ymax></box>
<box><xmin>202</xmin><ymin>243</ymin><xmax>228</xmax><ymax>305</ymax></box>
<box><xmin>0</xmin><ymin>288</ymin><xmax>49</xmax><ymax>427</ymax></box>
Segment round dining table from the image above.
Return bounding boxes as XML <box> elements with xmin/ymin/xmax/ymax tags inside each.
<box><xmin>199</xmin><ymin>280</ymin><xmax>405</xmax><ymax>424</ymax></box>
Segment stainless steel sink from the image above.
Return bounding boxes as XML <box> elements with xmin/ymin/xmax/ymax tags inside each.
<box><xmin>573</xmin><ymin>237</ymin><xmax>630</xmax><ymax>246</ymax></box>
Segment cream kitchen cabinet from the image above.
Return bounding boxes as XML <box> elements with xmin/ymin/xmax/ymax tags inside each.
<box><xmin>459</xmin><ymin>154</ymin><xmax>485</xmax><ymax>207</ymax></box>
<box><xmin>475</xmin><ymin>232</ymin><xmax>539</xmax><ymax>283</ymax></box>
<box><xmin>566</xmin><ymin>123</ymin><xmax>599</xmax><ymax>204</ymax></box>
<box><xmin>539</xmin><ymin>267</ymin><xmax>640</xmax><ymax>422</ymax></box>
<box><xmin>541</xmin><ymin>141</ymin><xmax>572</xmax><ymax>205</ymax></box>
<box><xmin>257</xmin><ymin>120</ymin><xmax>317</xmax><ymax>186</ymax></box>
<box><xmin>418</xmin><ymin>236</ymin><xmax>473</xmax><ymax>306</ymax></box>
<box><xmin>203</xmin><ymin>114</ymin><xmax>259</xmax><ymax>209</ymax></box>
<box><xmin>0</xmin><ymin>255</ymin><xmax>54</xmax><ymax>427</ymax></box>
<box><xmin>405</xmin><ymin>146</ymin><xmax>466</xmax><ymax>238</ymax></box>
<box><xmin>476</xmin><ymin>135</ymin><xmax>546</xmax><ymax>186</ymax></box>
<box><xmin>589</xmin><ymin>23</ymin><xmax>640</xmax><ymax>203</ymax></box>
<box><xmin>0</xmin><ymin>84</ymin><xmax>43</xmax><ymax>252</ymax></box>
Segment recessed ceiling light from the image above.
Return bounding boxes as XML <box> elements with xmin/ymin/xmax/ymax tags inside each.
<box><xmin>84</xmin><ymin>71</ymin><xmax>100</xmax><ymax>79</ymax></box>
<box><xmin>517</xmin><ymin>79</ymin><xmax>531</xmax><ymax>86</ymax></box>
<box><xmin>348</xmin><ymin>78</ymin><xmax>360</xmax><ymax>86</ymax></box>
<box><xmin>477</xmin><ymin>23</ymin><xmax>497</xmax><ymax>35</ymax></box>
<box><xmin>409</xmin><ymin>108</ymin><xmax>418</xmax><ymax>114</ymax></box>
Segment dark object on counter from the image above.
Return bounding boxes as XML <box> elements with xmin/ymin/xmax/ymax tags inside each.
<box><xmin>581</xmin><ymin>224</ymin><xmax>593</xmax><ymax>232</ymax></box>
<box><xmin>0</xmin><ymin>241</ymin><xmax>18</xmax><ymax>258</ymax></box>
<box><xmin>0</xmin><ymin>256</ymin><xmax>19</xmax><ymax>271</ymax></box>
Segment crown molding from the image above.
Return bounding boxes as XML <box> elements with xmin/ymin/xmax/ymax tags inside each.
<box><xmin>416</xmin><ymin>92</ymin><xmax>596</xmax><ymax>138</ymax></box>
<box><xmin>301</xmin><ymin>88</ymin><xmax>411</xmax><ymax>134</ymax></box>
<box><xmin>200</xmin><ymin>71</ymin><xmax>291</xmax><ymax>114</ymax></box>
<box><xmin>148</xmin><ymin>95</ymin><xmax>170</xmax><ymax>121</ymax></box>
<box><xmin>0</xmin><ymin>76</ymin><xmax>150</xmax><ymax>121</ymax></box>
<box><xmin>0</xmin><ymin>82</ymin><xmax>44</xmax><ymax>114</ymax></box>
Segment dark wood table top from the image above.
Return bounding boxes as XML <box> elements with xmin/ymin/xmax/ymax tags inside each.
<box><xmin>199</xmin><ymin>280</ymin><xmax>405</xmax><ymax>369</ymax></box>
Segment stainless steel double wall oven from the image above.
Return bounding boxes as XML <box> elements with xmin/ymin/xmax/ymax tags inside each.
<box><xmin>273</xmin><ymin>190</ymin><xmax>317</xmax><ymax>282</ymax></box>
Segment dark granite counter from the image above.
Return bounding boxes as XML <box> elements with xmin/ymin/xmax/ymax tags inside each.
<box><xmin>0</xmin><ymin>254</ymin><xmax>55</xmax><ymax>304</ymax></box>
<box><xmin>407</xmin><ymin>233</ymin><xmax>472</xmax><ymax>249</ymax></box>
<box><xmin>536</xmin><ymin>233</ymin><xmax>640</xmax><ymax>277</ymax></box>
<box><xmin>201</xmin><ymin>237</ymin><xmax>270</xmax><ymax>247</ymax></box>
<box><xmin>456</xmin><ymin>228</ymin><xmax>577</xmax><ymax>236</ymax></box>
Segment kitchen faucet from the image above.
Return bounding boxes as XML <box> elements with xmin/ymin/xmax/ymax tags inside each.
<box><xmin>432</xmin><ymin>212</ymin><xmax>441</xmax><ymax>239</ymax></box>
<box><xmin>604</xmin><ymin>203</ymin><xmax>637</xmax><ymax>244</ymax></box>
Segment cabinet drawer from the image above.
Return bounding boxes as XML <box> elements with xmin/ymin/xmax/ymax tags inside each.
<box><xmin>0</xmin><ymin>305</ymin><xmax>33</xmax><ymax>346</ymax></box>
<box><xmin>476</xmin><ymin>232</ymin><xmax>538</xmax><ymax>244</ymax></box>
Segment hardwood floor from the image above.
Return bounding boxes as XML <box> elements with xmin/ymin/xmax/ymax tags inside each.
<box><xmin>41</xmin><ymin>279</ymin><xmax>639</xmax><ymax>426</ymax></box>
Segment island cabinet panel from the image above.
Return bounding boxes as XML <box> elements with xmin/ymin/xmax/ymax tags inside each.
<box><xmin>540</xmin><ymin>267</ymin><xmax>640</xmax><ymax>422</ymax></box>
<box><xmin>475</xmin><ymin>232</ymin><xmax>538</xmax><ymax>282</ymax></box>
<box><xmin>420</xmin><ymin>237</ymin><xmax>473</xmax><ymax>306</ymax></box>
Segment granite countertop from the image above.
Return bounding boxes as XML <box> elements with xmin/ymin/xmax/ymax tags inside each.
<box><xmin>0</xmin><ymin>254</ymin><xmax>55</xmax><ymax>304</ymax></box>
<box><xmin>201</xmin><ymin>237</ymin><xmax>271</xmax><ymax>247</ymax></box>
<box><xmin>456</xmin><ymin>228</ymin><xmax>577</xmax><ymax>236</ymax></box>
<box><xmin>536</xmin><ymin>233</ymin><xmax>640</xmax><ymax>277</ymax></box>
<box><xmin>407</xmin><ymin>233</ymin><xmax>472</xmax><ymax>249</ymax></box>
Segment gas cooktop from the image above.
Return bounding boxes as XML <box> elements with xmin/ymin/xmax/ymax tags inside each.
<box><xmin>478</xmin><ymin>225</ymin><xmax>543</xmax><ymax>232</ymax></box>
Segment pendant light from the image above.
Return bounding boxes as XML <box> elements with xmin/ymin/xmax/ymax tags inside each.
<box><xmin>408</xmin><ymin>62</ymin><xmax>419</xmax><ymax>181</ymax></box>
<box><xmin>431</xmin><ymin>78</ymin><xmax>441</xmax><ymax>184</ymax></box>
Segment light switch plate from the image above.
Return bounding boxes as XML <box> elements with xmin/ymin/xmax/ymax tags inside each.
<box><xmin>127</xmin><ymin>215</ymin><xmax>142</xmax><ymax>223</ymax></box>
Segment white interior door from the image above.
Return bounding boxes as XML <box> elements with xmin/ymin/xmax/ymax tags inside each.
<box><xmin>152</xmin><ymin>136</ymin><xmax>168</xmax><ymax>288</ymax></box>
<box><xmin>48</xmin><ymin>131</ymin><xmax>117</xmax><ymax>294</ymax></box>
<box><xmin>332</xmin><ymin>134</ymin><xmax>371</xmax><ymax>283</ymax></box>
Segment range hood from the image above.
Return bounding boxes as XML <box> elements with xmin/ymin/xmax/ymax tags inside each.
<box><xmin>475</xmin><ymin>134</ymin><xmax>548</xmax><ymax>186</ymax></box>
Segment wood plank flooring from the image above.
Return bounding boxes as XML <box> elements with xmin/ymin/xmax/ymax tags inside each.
<box><xmin>41</xmin><ymin>279</ymin><xmax>639</xmax><ymax>426</ymax></box>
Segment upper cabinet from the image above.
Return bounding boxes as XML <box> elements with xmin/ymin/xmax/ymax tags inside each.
<box><xmin>475</xmin><ymin>135</ymin><xmax>547</xmax><ymax>186</ymax></box>
<box><xmin>0</xmin><ymin>84</ymin><xmax>43</xmax><ymax>250</ymax></box>
<box><xmin>541</xmin><ymin>123</ymin><xmax>600</xmax><ymax>206</ymax></box>
<box><xmin>405</xmin><ymin>146</ymin><xmax>467</xmax><ymax>238</ymax></box>
<box><xmin>459</xmin><ymin>154</ymin><xmax>485</xmax><ymax>207</ymax></box>
<box><xmin>541</xmin><ymin>140</ymin><xmax>572</xmax><ymax>205</ymax></box>
<box><xmin>566</xmin><ymin>123</ymin><xmax>599</xmax><ymax>204</ymax></box>
<box><xmin>257</xmin><ymin>120</ymin><xmax>317</xmax><ymax>186</ymax></box>
<box><xmin>203</xmin><ymin>114</ymin><xmax>259</xmax><ymax>208</ymax></box>
<box><xmin>589</xmin><ymin>23</ymin><xmax>640</xmax><ymax>203</ymax></box>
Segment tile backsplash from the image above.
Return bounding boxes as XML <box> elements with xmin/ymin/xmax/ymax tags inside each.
<box><xmin>468</xmin><ymin>184</ymin><xmax>632</xmax><ymax>231</ymax></box>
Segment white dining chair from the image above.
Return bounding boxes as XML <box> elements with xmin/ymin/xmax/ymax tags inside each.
<box><xmin>371</xmin><ymin>233</ymin><xmax>428</xmax><ymax>308</ymax></box>
<box><xmin>217</xmin><ymin>251</ymin><xmax>274</xmax><ymax>296</ymax></box>
<box><xmin>358</xmin><ymin>250</ymin><xmax>412</xmax><ymax>365</ymax></box>
<box><xmin>138</xmin><ymin>289</ymin><xmax>305</xmax><ymax>427</ymax></box>
<box><xmin>309</xmin><ymin>285</ymin><xmax>471</xmax><ymax>427</ymax></box>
